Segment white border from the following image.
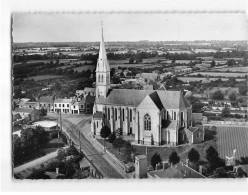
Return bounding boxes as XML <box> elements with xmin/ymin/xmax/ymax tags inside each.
<box><xmin>1</xmin><ymin>0</ymin><xmax>248</xmax><ymax>192</ymax></box>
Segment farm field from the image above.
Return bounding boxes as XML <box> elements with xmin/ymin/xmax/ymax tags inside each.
<box><xmin>177</xmin><ymin>77</ymin><xmax>246</xmax><ymax>82</ymax></box>
<box><xmin>167</xmin><ymin>50</ymin><xmax>192</xmax><ymax>54</ymax></box>
<box><xmin>72</xmin><ymin>65</ymin><xmax>96</xmax><ymax>72</ymax></box>
<box><xmin>189</xmin><ymin>72</ymin><xmax>247</xmax><ymax>77</ymax></box>
<box><xmin>213</xmin><ymin>66</ymin><xmax>248</xmax><ymax>73</ymax></box>
<box><xmin>109</xmin><ymin>60</ymin><xmax>129</xmax><ymax>65</ymax></box>
<box><xmin>110</xmin><ymin>63</ymin><xmax>161</xmax><ymax>69</ymax></box>
<box><xmin>24</xmin><ymin>75</ymin><xmax>63</xmax><ymax>81</ymax></box>
<box><xmin>216</xmin><ymin>126</ymin><xmax>248</xmax><ymax>160</ymax></box>
<box><xmin>194</xmin><ymin>49</ymin><xmax>218</xmax><ymax>53</ymax></box>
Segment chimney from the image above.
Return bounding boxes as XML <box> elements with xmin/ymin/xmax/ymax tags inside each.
<box><xmin>186</xmin><ymin>158</ymin><xmax>189</xmax><ymax>166</ymax></box>
<box><xmin>199</xmin><ymin>165</ymin><xmax>203</xmax><ymax>175</ymax></box>
<box><xmin>162</xmin><ymin>161</ymin><xmax>166</xmax><ymax>170</ymax></box>
<box><xmin>56</xmin><ymin>167</ymin><xmax>59</xmax><ymax>175</ymax></box>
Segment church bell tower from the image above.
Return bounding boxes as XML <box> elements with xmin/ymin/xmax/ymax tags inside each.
<box><xmin>96</xmin><ymin>22</ymin><xmax>110</xmax><ymax>98</ymax></box>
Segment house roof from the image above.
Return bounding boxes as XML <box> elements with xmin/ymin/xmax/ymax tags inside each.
<box><xmin>187</xmin><ymin>126</ymin><xmax>199</xmax><ymax>133</ymax></box>
<box><xmin>39</xmin><ymin>96</ymin><xmax>54</xmax><ymax>103</ymax></box>
<box><xmin>76</xmin><ymin>90</ymin><xmax>84</xmax><ymax>94</ymax></box>
<box><xmin>149</xmin><ymin>163</ymin><xmax>205</xmax><ymax>179</ymax></box>
<box><xmin>14</xmin><ymin>108</ymin><xmax>39</xmax><ymax>114</ymax></box>
<box><xmin>84</xmin><ymin>87</ymin><xmax>96</xmax><ymax>92</ymax></box>
<box><xmin>54</xmin><ymin>99</ymin><xmax>73</xmax><ymax>103</ymax></box>
<box><xmin>192</xmin><ymin>113</ymin><xmax>203</xmax><ymax>120</ymax></box>
<box><xmin>93</xmin><ymin>111</ymin><xmax>103</xmax><ymax>119</ymax></box>
<box><xmin>163</xmin><ymin>120</ymin><xmax>178</xmax><ymax>129</ymax></box>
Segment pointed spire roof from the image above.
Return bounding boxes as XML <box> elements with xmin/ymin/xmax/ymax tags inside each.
<box><xmin>96</xmin><ymin>22</ymin><xmax>110</xmax><ymax>72</ymax></box>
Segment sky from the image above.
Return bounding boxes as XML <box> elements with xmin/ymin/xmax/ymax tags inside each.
<box><xmin>13</xmin><ymin>13</ymin><xmax>248</xmax><ymax>42</ymax></box>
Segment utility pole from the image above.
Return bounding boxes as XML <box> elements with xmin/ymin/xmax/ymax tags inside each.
<box><xmin>79</xmin><ymin>130</ymin><xmax>81</xmax><ymax>152</ymax></box>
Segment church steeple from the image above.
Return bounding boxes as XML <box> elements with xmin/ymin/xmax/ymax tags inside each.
<box><xmin>96</xmin><ymin>22</ymin><xmax>110</xmax><ymax>72</ymax></box>
<box><xmin>96</xmin><ymin>22</ymin><xmax>110</xmax><ymax>98</ymax></box>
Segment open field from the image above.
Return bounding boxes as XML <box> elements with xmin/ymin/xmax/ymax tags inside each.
<box><xmin>167</xmin><ymin>50</ymin><xmax>192</xmax><ymax>54</ymax></box>
<box><xmin>189</xmin><ymin>72</ymin><xmax>247</xmax><ymax>77</ymax></box>
<box><xmin>109</xmin><ymin>60</ymin><xmax>129</xmax><ymax>65</ymax></box>
<box><xmin>213</xmin><ymin>66</ymin><xmax>248</xmax><ymax>73</ymax></box>
<box><xmin>110</xmin><ymin>63</ymin><xmax>161</xmax><ymax>69</ymax></box>
<box><xmin>24</xmin><ymin>75</ymin><xmax>63</xmax><ymax>81</ymax></box>
<box><xmin>72</xmin><ymin>65</ymin><xmax>96</xmax><ymax>72</ymax></box>
<box><xmin>177</xmin><ymin>77</ymin><xmax>246</xmax><ymax>82</ymax></box>
<box><xmin>216</xmin><ymin>126</ymin><xmax>248</xmax><ymax>160</ymax></box>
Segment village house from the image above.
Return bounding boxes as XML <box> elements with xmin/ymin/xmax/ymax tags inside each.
<box><xmin>13</xmin><ymin>108</ymin><xmax>40</xmax><ymax>122</ymax></box>
<box><xmin>38</xmin><ymin>96</ymin><xmax>54</xmax><ymax>112</ymax></box>
<box><xmin>180</xmin><ymin>126</ymin><xmax>204</xmax><ymax>144</ymax></box>
<box><xmin>54</xmin><ymin>98</ymin><xmax>74</xmax><ymax>114</ymax></box>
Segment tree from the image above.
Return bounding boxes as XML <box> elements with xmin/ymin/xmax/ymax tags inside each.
<box><xmin>212</xmin><ymin>90</ymin><xmax>224</xmax><ymax>100</ymax></box>
<box><xmin>227</xmin><ymin>59</ymin><xmax>235</xmax><ymax>66</ymax></box>
<box><xmin>206</xmin><ymin>146</ymin><xmax>225</xmax><ymax>171</ymax></box>
<box><xmin>188</xmin><ymin>148</ymin><xmax>200</xmax><ymax>163</ymax></box>
<box><xmin>57</xmin><ymin>148</ymin><xmax>67</xmax><ymax>161</ymax></box>
<box><xmin>229</xmin><ymin>93</ymin><xmax>236</xmax><ymax>101</ymax></box>
<box><xmin>108</xmin><ymin>132</ymin><xmax>116</xmax><ymax>143</ymax></box>
<box><xmin>222</xmin><ymin>107</ymin><xmax>230</xmax><ymax>117</ymax></box>
<box><xmin>100</xmin><ymin>125</ymin><xmax>111</xmax><ymax>150</ymax></box>
<box><xmin>112</xmin><ymin>138</ymin><xmax>125</xmax><ymax>152</ymax></box>
<box><xmin>169</xmin><ymin>151</ymin><xmax>180</xmax><ymax>165</ymax></box>
<box><xmin>151</xmin><ymin>153</ymin><xmax>162</xmax><ymax>169</ymax></box>
<box><xmin>238</xmin><ymin>84</ymin><xmax>247</xmax><ymax>96</ymax></box>
<box><xmin>211</xmin><ymin>60</ymin><xmax>215</xmax><ymax>67</ymax></box>
<box><xmin>40</xmin><ymin>107</ymin><xmax>47</xmax><ymax>117</ymax></box>
<box><xmin>129</xmin><ymin>58</ymin><xmax>135</xmax><ymax>64</ymax></box>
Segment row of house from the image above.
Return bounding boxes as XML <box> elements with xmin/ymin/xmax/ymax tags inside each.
<box><xmin>13</xmin><ymin>87</ymin><xmax>96</xmax><ymax>115</ymax></box>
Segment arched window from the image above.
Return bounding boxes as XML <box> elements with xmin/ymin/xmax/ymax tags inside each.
<box><xmin>130</xmin><ymin>109</ymin><xmax>132</xmax><ymax>122</ymax></box>
<box><xmin>115</xmin><ymin>108</ymin><xmax>117</xmax><ymax>121</ymax></box>
<box><xmin>144</xmin><ymin>114</ymin><xmax>151</xmax><ymax>131</ymax></box>
<box><xmin>98</xmin><ymin>75</ymin><xmax>100</xmax><ymax>83</ymax></box>
<box><xmin>122</xmin><ymin>109</ymin><xmax>125</xmax><ymax>121</ymax></box>
<box><xmin>101</xmin><ymin>75</ymin><xmax>104</xmax><ymax>83</ymax></box>
<box><xmin>108</xmin><ymin>107</ymin><xmax>110</xmax><ymax>120</ymax></box>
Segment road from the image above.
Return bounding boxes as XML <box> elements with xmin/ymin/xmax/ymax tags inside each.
<box><xmin>47</xmin><ymin>113</ymin><xmax>128</xmax><ymax>179</ymax></box>
<box><xmin>14</xmin><ymin>149</ymin><xmax>58</xmax><ymax>174</ymax></box>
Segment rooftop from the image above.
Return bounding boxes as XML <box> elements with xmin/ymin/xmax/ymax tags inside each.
<box><xmin>93</xmin><ymin>111</ymin><xmax>103</xmax><ymax>119</ymax></box>
<box><xmin>14</xmin><ymin>108</ymin><xmax>39</xmax><ymax>114</ymax></box>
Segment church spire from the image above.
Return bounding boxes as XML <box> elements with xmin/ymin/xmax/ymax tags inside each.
<box><xmin>96</xmin><ymin>21</ymin><xmax>110</xmax><ymax>72</ymax></box>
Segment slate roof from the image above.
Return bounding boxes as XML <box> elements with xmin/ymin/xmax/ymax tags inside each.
<box><xmin>149</xmin><ymin>163</ymin><xmax>205</xmax><ymax>178</ymax></box>
<box><xmin>93</xmin><ymin>111</ymin><xmax>103</xmax><ymax>119</ymax></box>
<box><xmin>187</xmin><ymin>126</ymin><xmax>199</xmax><ymax>133</ymax></box>
<box><xmin>96</xmin><ymin>89</ymin><xmax>191</xmax><ymax>110</ymax></box>
<box><xmin>149</xmin><ymin>91</ymin><xmax>164</xmax><ymax>110</ymax></box>
<box><xmin>39</xmin><ymin>96</ymin><xmax>54</xmax><ymax>103</ymax></box>
<box><xmin>192</xmin><ymin>113</ymin><xmax>203</xmax><ymax>120</ymax></box>
<box><xmin>84</xmin><ymin>87</ymin><xmax>96</xmax><ymax>92</ymax></box>
<box><xmin>54</xmin><ymin>99</ymin><xmax>73</xmax><ymax>103</ymax></box>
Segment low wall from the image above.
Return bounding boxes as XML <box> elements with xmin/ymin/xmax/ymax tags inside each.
<box><xmin>95</xmin><ymin>139</ymin><xmax>126</xmax><ymax>172</ymax></box>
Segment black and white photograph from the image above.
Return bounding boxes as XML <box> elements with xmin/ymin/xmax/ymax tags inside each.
<box><xmin>1</xmin><ymin>0</ymin><xmax>248</xmax><ymax>192</ymax></box>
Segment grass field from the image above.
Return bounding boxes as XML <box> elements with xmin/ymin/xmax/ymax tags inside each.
<box><xmin>177</xmin><ymin>77</ymin><xmax>246</xmax><ymax>82</ymax></box>
<box><xmin>189</xmin><ymin>72</ymin><xmax>247</xmax><ymax>77</ymax></box>
<box><xmin>24</xmin><ymin>75</ymin><xmax>63</xmax><ymax>81</ymax></box>
<box><xmin>216</xmin><ymin>126</ymin><xmax>248</xmax><ymax>160</ymax></box>
<box><xmin>214</xmin><ymin>67</ymin><xmax>248</xmax><ymax>73</ymax></box>
<box><xmin>72</xmin><ymin>65</ymin><xmax>96</xmax><ymax>72</ymax></box>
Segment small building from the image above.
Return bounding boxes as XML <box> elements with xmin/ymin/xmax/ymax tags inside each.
<box><xmin>38</xmin><ymin>96</ymin><xmax>54</xmax><ymax>112</ymax></box>
<box><xmin>192</xmin><ymin>113</ymin><xmax>203</xmax><ymax>125</ymax></box>
<box><xmin>135</xmin><ymin>73</ymin><xmax>159</xmax><ymax>82</ymax></box>
<box><xmin>13</xmin><ymin>108</ymin><xmax>40</xmax><ymax>122</ymax></box>
<box><xmin>147</xmin><ymin>162</ymin><xmax>205</xmax><ymax>179</ymax></box>
<box><xmin>135</xmin><ymin>155</ymin><xmax>147</xmax><ymax>179</ymax></box>
<box><xmin>182</xmin><ymin>126</ymin><xmax>204</xmax><ymax>144</ymax></box>
<box><xmin>83</xmin><ymin>87</ymin><xmax>96</xmax><ymax>97</ymax></box>
<box><xmin>54</xmin><ymin>99</ymin><xmax>74</xmax><ymax>114</ymax></box>
<box><xmin>85</xmin><ymin>95</ymin><xmax>95</xmax><ymax>114</ymax></box>
<box><xmin>92</xmin><ymin>112</ymin><xmax>104</xmax><ymax>135</ymax></box>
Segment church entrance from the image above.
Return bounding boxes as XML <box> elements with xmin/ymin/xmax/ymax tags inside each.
<box><xmin>129</xmin><ymin>127</ymin><xmax>132</xmax><ymax>134</ymax></box>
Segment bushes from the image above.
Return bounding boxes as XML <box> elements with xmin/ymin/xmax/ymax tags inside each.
<box><xmin>151</xmin><ymin>153</ymin><xmax>162</xmax><ymax>169</ymax></box>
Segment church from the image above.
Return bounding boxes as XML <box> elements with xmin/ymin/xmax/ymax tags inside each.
<box><xmin>91</xmin><ymin>24</ymin><xmax>193</xmax><ymax>146</ymax></box>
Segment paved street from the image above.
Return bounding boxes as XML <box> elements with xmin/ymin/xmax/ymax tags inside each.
<box><xmin>46</xmin><ymin>113</ymin><xmax>129</xmax><ymax>179</ymax></box>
